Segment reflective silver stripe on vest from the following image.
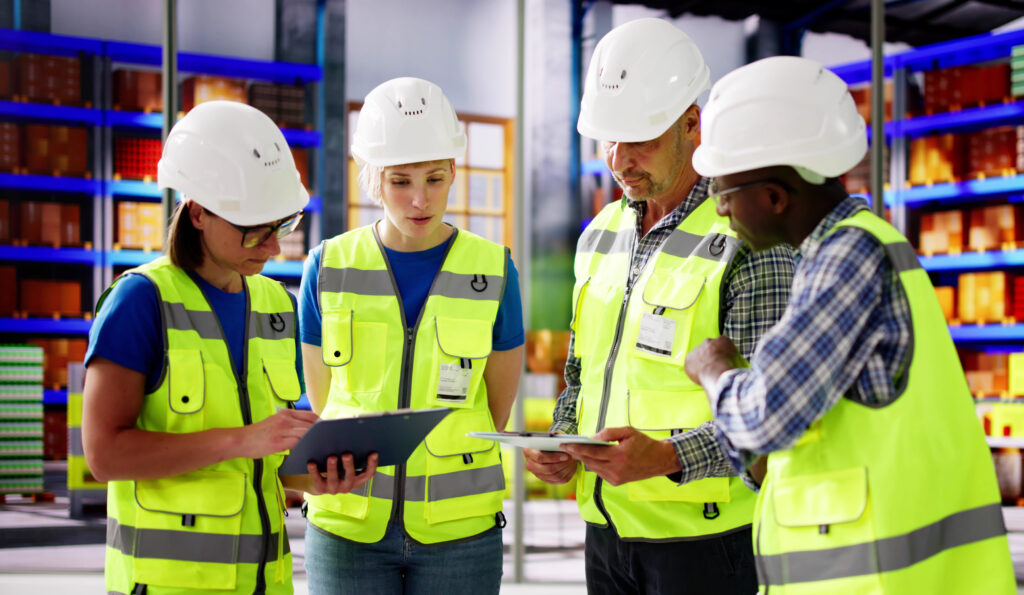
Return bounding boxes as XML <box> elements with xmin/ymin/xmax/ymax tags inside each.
<box><xmin>659</xmin><ymin>228</ymin><xmax>704</xmax><ymax>259</ymax></box>
<box><xmin>403</xmin><ymin>464</ymin><xmax>504</xmax><ymax>502</ymax></box>
<box><xmin>884</xmin><ymin>241</ymin><xmax>923</xmax><ymax>273</ymax></box>
<box><xmin>350</xmin><ymin>472</ymin><xmax>396</xmax><ymax>499</ymax></box>
<box><xmin>433</xmin><ymin>271</ymin><xmax>504</xmax><ymax>301</ymax></box>
<box><xmin>106</xmin><ymin>517</ymin><xmax>289</xmax><ymax>564</ymax></box>
<box><xmin>320</xmin><ymin>267</ymin><xmax>394</xmax><ymax>296</ymax></box>
<box><xmin>161</xmin><ymin>302</ymin><xmax>222</xmax><ymax>340</ymax></box>
<box><xmin>68</xmin><ymin>426</ymin><xmax>83</xmax><ymax>456</ymax></box>
<box><xmin>757</xmin><ymin>503</ymin><xmax>1005</xmax><ymax>585</ymax></box>
<box><xmin>578</xmin><ymin>227</ymin><xmax>633</xmax><ymax>256</ymax></box>
<box><xmin>248</xmin><ymin>311</ymin><xmax>295</xmax><ymax>341</ymax></box>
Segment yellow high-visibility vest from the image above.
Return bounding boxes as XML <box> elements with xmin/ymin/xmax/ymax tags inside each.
<box><xmin>307</xmin><ymin>226</ymin><xmax>508</xmax><ymax>544</ymax></box>
<box><xmin>753</xmin><ymin>210</ymin><xmax>1014</xmax><ymax>594</ymax></box>
<box><xmin>102</xmin><ymin>257</ymin><xmax>300</xmax><ymax>594</ymax></box>
<box><xmin>572</xmin><ymin>197</ymin><xmax>756</xmax><ymax>539</ymax></box>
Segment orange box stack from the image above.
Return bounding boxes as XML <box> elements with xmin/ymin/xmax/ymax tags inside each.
<box><xmin>961</xmin><ymin>350</ymin><xmax>1010</xmax><ymax>396</ymax></box>
<box><xmin>28</xmin><ymin>338</ymin><xmax>88</xmax><ymax>388</ymax></box>
<box><xmin>14</xmin><ymin>53</ymin><xmax>80</xmax><ymax>104</ymax></box>
<box><xmin>0</xmin><ymin>266</ymin><xmax>16</xmax><ymax>315</ymax></box>
<box><xmin>0</xmin><ymin>199</ymin><xmax>9</xmax><ymax>243</ymax></box>
<box><xmin>0</xmin><ymin>60</ymin><xmax>10</xmax><ymax>98</ymax></box>
<box><xmin>117</xmin><ymin>201</ymin><xmax>163</xmax><ymax>249</ymax></box>
<box><xmin>908</xmin><ymin>134</ymin><xmax>965</xmax><ymax>185</ymax></box>
<box><xmin>968</xmin><ymin>204</ymin><xmax>1023</xmax><ymax>251</ymax></box>
<box><xmin>292</xmin><ymin>148</ymin><xmax>309</xmax><ymax>189</ymax></box>
<box><xmin>113</xmin><ymin>137</ymin><xmax>161</xmax><ymax>180</ymax></box>
<box><xmin>966</xmin><ymin>126</ymin><xmax>1017</xmax><ymax>179</ymax></box>
<box><xmin>919</xmin><ymin>209</ymin><xmax>966</xmax><ymax>254</ymax></box>
<box><xmin>40</xmin><ymin>202</ymin><xmax>61</xmax><ymax>244</ymax></box>
<box><xmin>935</xmin><ymin>286</ymin><xmax>956</xmax><ymax>322</ymax></box>
<box><xmin>181</xmin><ymin>75</ymin><xmax>247</xmax><ymax>112</ymax></box>
<box><xmin>0</xmin><ymin>121</ymin><xmax>20</xmax><ymax>171</ymax></box>
<box><xmin>49</xmin><ymin>125</ymin><xmax>88</xmax><ymax>176</ymax></box>
<box><xmin>23</xmin><ymin>124</ymin><xmax>50</xmax><ymax>172</ymax></box>
<box><xmin>848</xmin><ymin>82</ymin><xmax>893</xmax><ymax>125</ymax></box>
<box><xmin>19</xmin><ymin>201</ymin><xmax>42</xmax><ymax>244</ymax></box>
<box><xmin>958</xmin><ymin>271</ymin><xmax>1011</xmax><ymax>324</ymax></box>
<box><xmin>61</xmin><ymin>203</ymin><xmax>81</xmax><ymax>245</ymax></box>
<box><xmin>113</xmin><ymin>69</ymin><xmax>162</xmax><ymax>112</ymax></box>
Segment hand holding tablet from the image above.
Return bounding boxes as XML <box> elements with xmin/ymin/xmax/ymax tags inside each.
<box><xmin>467</xmin><ymin>431</ymin><xmax>614</xmax><ymax>452</ymax></box>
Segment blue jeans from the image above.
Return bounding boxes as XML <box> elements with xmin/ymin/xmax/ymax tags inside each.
<box><xmin>304</xmin><ymin>521</ymin><xmax>503</xmax><ymax>595</ymax></box>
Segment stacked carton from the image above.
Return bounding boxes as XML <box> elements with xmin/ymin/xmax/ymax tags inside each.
<box><xmin>249</xmin><ymin>83</ymin><xmax>306</xmax><ymax>128</ymax></box>
<box><xmin>958</xmin><ymin>272</ymin><xmax>1011</xmax><ymax>324</ymax></box>
<box><xmin>181</xmin><ymin>75</ymin><xmax>247</xmax><ymax>112</ymax></box>
<box><xmin>0</xmin><ymin>345</ymin><xmax>44</xmax><ymax>496</ymax></box>
<box><xmin>13</xmin><ymin>53</ymin><xmax>80</xmax><ymax>105</ymax></box>
<box><xmin>112</xmin><ymin>69</ymin><xmax>162</xmax><ymax>112</ymax></box>
<box><xmin>116</xmin><ymin>201</ymin><xmax>164</xmax><ymax>250</ymax></box>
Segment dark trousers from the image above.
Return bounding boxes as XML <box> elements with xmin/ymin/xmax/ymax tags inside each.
<box><xmin>584</xmin><ymin>524</ymin><xmax>758</xmax><ymax>595</ymax></box>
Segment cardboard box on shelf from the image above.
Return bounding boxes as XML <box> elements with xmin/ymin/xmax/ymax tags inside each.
<box><xmin>919</xmin><ymin>209</ymin><xmax>966</xmax><ymax>254</ymax></box>
<box><xmin>113</xmin><ymin>69</ymin><xmax>162</xmax><ymax>112</ymax></box>
<box><xmin>969</xmin><ymin>204</ymin><xmax>1023</xmax><ymax>251</ymax></box>
<box><xmin>935</xmin><ymin>286</ymin><xmax>956</xmax><ymax>322</ymax></box>
<box><xmin>181</xmin><ymin>75</ymin><xmax>247</xmax><ymax>113</ymax></box>
<box><xmin>0</xmin><ymin>266</ymin><xmax>16</xmax><ymax>315</ymax></box>
<box><xmin>0</xmin><ymin>199</ymin><xmax>9</xmax><ymax>244</ymax></box>
<box><xmin>19</xmin><ymin>201</ymin><xmax>42</xmax><ymax>244</ymax></box>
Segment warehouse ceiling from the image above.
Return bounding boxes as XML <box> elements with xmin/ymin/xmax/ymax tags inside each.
<box><xmin>610</xmin><ymin>0</ymin><xmax>1024</xmax><ymax>47</ymax></box>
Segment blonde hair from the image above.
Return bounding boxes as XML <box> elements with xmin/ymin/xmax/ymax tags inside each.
<box><xmin>356</xmin><ymin>158</ymin><xmax>455</xmax><ymax>205</ymax></box>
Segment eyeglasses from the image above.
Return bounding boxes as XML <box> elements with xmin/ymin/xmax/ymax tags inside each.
<box><xmin>708</xmin><ymin>179</ymin><xmax>782</xmax><ymax>207</ymax></box>
<box><xmin>207</xmin><ymin>209</ymin><xmax>305</xmax><ymax>248</ymax></box>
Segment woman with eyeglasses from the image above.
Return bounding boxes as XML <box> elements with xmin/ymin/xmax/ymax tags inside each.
<box><xmin>298</xmin><ymin>78</ymin><xmax>524</xmax><ymax>594</ymax></box>
<box><xmin>81</xmin><ymin>100</ymin><xmax>372</xmax><ymax>595</ymax></box>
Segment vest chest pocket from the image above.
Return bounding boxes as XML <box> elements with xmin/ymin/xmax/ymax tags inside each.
<box><xmin>263</xmin><ymin>358</ymin><xmax>301</xmax><ymax>409</ymax></box>
<box><xmin>427</xmin><ymin>317</ymin><xmax>492</xmax><ymax>409</ymax></box>
<box><xmin>322</xmin><ymin>310</ymin><xmax>387</xmax><ymax>393</ymax></box>
<box><xmin>633</xmin><ymin>270</ymin><xmax>706</xmax><ymax>366</ymax></box>
<box><xmin>164</xmin><ymin>349</ymin><xmax>206</xmax><ymax>434</ymax></box>
<box><xmin>132</xmin><ymin>470</ymin><xmax>247</xmax><ymax>590</ymax></box>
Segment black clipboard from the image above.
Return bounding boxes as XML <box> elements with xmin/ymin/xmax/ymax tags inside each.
<box><xmin>279</xmin><ymin>407</ymin><xmax>451</xmax><ymax>475</ymax></box>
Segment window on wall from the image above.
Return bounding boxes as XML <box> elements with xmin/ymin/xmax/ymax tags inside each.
<box><xmin>346</xmin><ymin>103</ymin><xmax>515</xmax><ymax>250</ymax></box>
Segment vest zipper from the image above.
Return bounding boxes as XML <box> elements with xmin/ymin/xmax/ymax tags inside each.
<box><xmin>592</xmin><ymin>282</ymin><xmax>634</xmax><ymax>531</ymax></box>
<box><xmin>235</xmin><ymin>282</ymin><xmax>270</xmax><ymax>593</ymax></box>
<box><xmin>390</xmin><ymin>325</ymin><xmax>417</xmax><ymax>528</ymax></box>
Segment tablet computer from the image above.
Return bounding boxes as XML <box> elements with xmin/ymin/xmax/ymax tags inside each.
<box><xmin>280</xmin><ymin>408</ymin><xmax>451</xmax><ymax>475</ymax></box>
<box><xmin>467</xmin><ymin>431</ymin><xmax>613</xmax><ymax>452</ymax></box>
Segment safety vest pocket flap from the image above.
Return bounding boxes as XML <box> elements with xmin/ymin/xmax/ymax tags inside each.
<box><xmin>627</xmin><ymin>389</ymin><xmax>711</xmax><ymax>431</ymax></box>
<box><xmin>167</xmin><ymin>349</ymin><xmax>204</xmax><ymax>414</ymax></box>
<box><xmin>772</xmin><ymin>466</ymin><xmax>868</xmax><ymax>528</ymax></box>
<box><xmin>135</xmin><ymin>470</ymin><xmax>247</xmax><ymax>518</ymax></box>
<box><xmin>425</xmin><ymin>408</ymin><xmax>497</xmax><ymax>456</ymax></box>
<box><xmin>322</xmin><ymin>310</ymin><xmax>353</xmax><ymax>367</ymax></box>
<box><xmin>642</xmin><ymin>270</ymin><xmax>705</xmax><ymax>311</ymax></box>
<box><xmin>435</xmin><ymin>317</ymin><xmax>493</xmax><ymax>359</ymax></box>
<box><xmin>263</xmin><ymin>358</ymin><xmax>300</xmax><ymax>402</ymax></box>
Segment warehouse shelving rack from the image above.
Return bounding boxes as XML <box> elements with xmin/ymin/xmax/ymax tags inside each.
<box><xmin>0</xmin><ymin>28</ymin><xmax>322</xmax><ymax>405</ymax></box>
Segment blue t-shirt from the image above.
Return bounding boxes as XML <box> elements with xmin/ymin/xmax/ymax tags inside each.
<box><xmin>85</xmin><ymin>271</ymin><xmax>302</xmax><ymax>394</ymax></box>
<box><xmin>299</xmin><ymin>234</ymin><xmax>524</xmax><ymax>351</ymax></box>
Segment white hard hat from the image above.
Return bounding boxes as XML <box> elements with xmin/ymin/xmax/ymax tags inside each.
<box><xmin>157</xmin><ymin>100</ymin><xmax>309</xmax><ymax>226</ymax></box>
<box><xmin>351</xmin><ymin>77</ymin><xmax>466</xmax><ymax>167</ymax></box>
<box><xmin>692</xmin><ymin>56</ymin><xmax>867</xmax><ymax>181</ymax></box>
<box><xmin>577</xmin><ymin>18</ymin><xmax>710</xmax><ymax>143</ymax></box>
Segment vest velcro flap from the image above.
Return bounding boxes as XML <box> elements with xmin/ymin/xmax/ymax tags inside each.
<box><xmin>435</xmin><ymin>317</ymin><xmax>492</xmax><ymax>359</ymax></box>
<box><xmin>167</xmin><ymin>349</ymin><xmax>204</xmax><ymax>414</ymax></box>
<box><xmin>772</xmin><ymin>466</ymin><xmax>868</xmax><ymax>528</ymax></box>
<box><xmin>642</xmin><ymin>270</ymin><xmax>705</xmax><ymax>311</ymax></box>
<box><xmin>322</xmin><ymin>310</ymin><xmax>353</xmax><ymax>366</ymax></box>
<box><xmin>135</xmin><ymin>470</ymin><xmax>246</xmax><ymax>518</ymax></box>
<box><xmin>263</xmin><ymin>358</ymin><xmax>300</xmax><ymax>402</ymax></box>
<box><xmin>627</xmin><ymin>388</ymin><xmax>710</xmax><ymax>431</ymax></box>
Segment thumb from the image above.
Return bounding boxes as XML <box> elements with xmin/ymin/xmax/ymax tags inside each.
<box><xmin>593</xmin><ymin>426</ymin><xmax>633</xmax><ymax>442</ymax></box>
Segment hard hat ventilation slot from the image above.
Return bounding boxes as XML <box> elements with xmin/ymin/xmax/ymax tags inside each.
<box><xmin>252</xmin><ymin>148</ymin><xmax>261</xmax><ymax>159</ymax></box>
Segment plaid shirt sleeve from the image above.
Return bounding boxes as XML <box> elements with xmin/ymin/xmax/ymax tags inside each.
<box><xmin>668</xmin><ymin>243</ymin><xmax>796</xmax><ymax>483</ymax></box>
<box><xmin>549</xmin><ymin>331</ymin><xmax>581</xmax><ymax>434</ymax></box>
<box><xmin>710</xmin><ymin>230</ymin><xmax>899</xmax><ymax>472</ymax></box>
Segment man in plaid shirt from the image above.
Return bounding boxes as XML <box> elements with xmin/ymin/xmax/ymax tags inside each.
<box><xmin>524</xmin><ymin>19</ymin><xmax>794</xmax><ymax>594</ymax></box>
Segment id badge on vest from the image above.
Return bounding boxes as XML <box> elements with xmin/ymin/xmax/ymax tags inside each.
<box><xmin>437</xmin><ymin>359</ymin><xmax>473</xmax><ymax>402</ymax></box>
<box><xmin>636</xmin><ymin>311</ymin><xmax>675</xmax><ymax>357</ymax></box>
